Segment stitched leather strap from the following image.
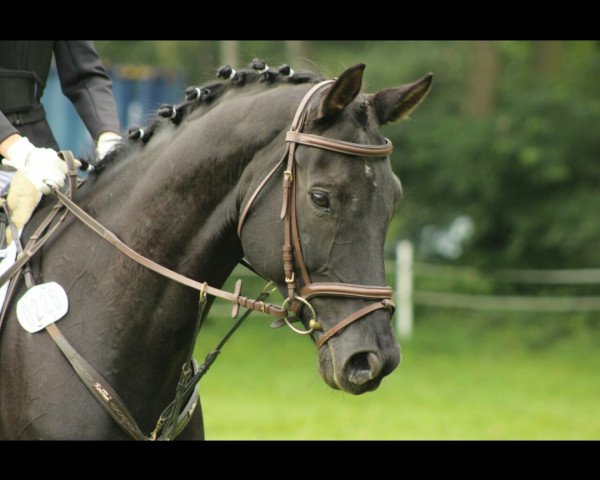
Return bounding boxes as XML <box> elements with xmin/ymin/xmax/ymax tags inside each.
<box><xmin>53</xmin><ymin>189</ymin><xmax>287</xmax><ymax>319</ymax></box>
<box><xmin>301</xmin><ymin>283</ymin><xmax>393</xmax><ymax>301</ymax></box>
<box><xmin>289</xmin><ymin>81</ymin><xmax>334</xmax><ymax>131</ymax></box>
<box><xmin>237</xmin><ymin>153</ymin><xmax>285</xmax><ymax>238</ymax></box>
<box><xmin>288</xmin><ymin>163</ymin><xmax>311</xmax><ymax>289</ymax></box>
<box><xmin>45</xmin><ymin>323</ymin><xmax>148</xmax><ymax>440</ymax></box>
<box><xmin>316</xmin><ymin>299</ymin><xmax>394</xmax><ymax>349</ymax></box>
<box><xmin>0</xmin><ymin>151</ymin><xmax>79</xmax><ymax>327</ymax></box>
<box><xmin>285</xmin><ymin>131</ymin><xmax>393</xmax><ymax>157</ymax></box>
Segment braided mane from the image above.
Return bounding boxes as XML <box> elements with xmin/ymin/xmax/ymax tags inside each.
<box><xmin>93</xmin><ymin>59</ymin><xmax>323</xmax><ymax>173</ymax></box>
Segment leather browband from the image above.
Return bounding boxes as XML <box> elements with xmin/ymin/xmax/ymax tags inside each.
<box><xmin>285</xmin><ymin>131</ymin><xmax>393</xmax><ymax>157</ymax></box>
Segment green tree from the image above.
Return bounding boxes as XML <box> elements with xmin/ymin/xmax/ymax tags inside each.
<box><xmin>93</xmin><ymin>41</ymin><xmax>600</xmax><ymax>269</ymax></box>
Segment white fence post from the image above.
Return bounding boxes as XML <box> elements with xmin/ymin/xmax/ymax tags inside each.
<box><xmin>219</xmin><ymin>41</ymin><xmax>239</xmax><ymax>68</ymax></box>
<box><xmin>395</xmin><ymin>240</ymin><xmax>414</xmax><ymax>339</ymax></box>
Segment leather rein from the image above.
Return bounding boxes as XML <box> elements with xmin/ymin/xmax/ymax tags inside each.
<box><xmin>238</xmin><ymin>80</ymin><xmax>396</xmax><ymax>348</ymax></box>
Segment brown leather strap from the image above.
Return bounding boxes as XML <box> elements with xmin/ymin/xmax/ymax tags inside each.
<box><xmin>289</xmin><ymin>81</ymin><xmax>334</xmax><ymax>131</ymax></box>
<box><xmin>3</xmin><ymin>203</ymin><xmax>35</xmax><ymax>289</ymax></box>
<box><xmin>279</xmin><ymin>81</ymin><xmax>333</xmax><ymax>221</ymax></box>
<box><xmin>316</xmin><ymin>299</ymin><xmax>394</xmax><ymax>349</ymax></box>
<box><xmin>0</xmin><ymin>151</ymin><xmax>77</xmax><ymax>288</ymax></box>
<box><xmin>281</xmin><ymin>157</ymin><xmax>296</xmax><ymax>300</ymax></box>
<box><xmin>0</xmin><ymin>201</ymin><xmax>69</xmax><ymax>291</ymax></box>
<box><xmin>0</xmin><ymin>151</ymin><xmax>286</xmax><ymax>320</ymax></box>
<box><xmin>301</xmin><ymin>283</ymin><xmax>393</xmax><ymax>301</ymax></box>
<box><xmin>281</xmin><ymin>82</ymin><xmax>334</xmax><ymax>300</ymax></box>
<box><xmin>0</xmin><ymin>270</ymin><xmax>21</xmax><ymax>332</ymax></box>
<box><xmin>0</xmin><ymin>151</ymin><xmax>79</xmax><ymax>326</ymax></box>
<box><xmin>58</xmin><ymin>150</ymin><xmax>78</xmax><ymax>200</ymax></box>
<box><xmin>53</xmin><ymin>189</ymin><xmax>287</xmax><ymax>319</ymax></box>
<box><xmin>289</xmin><ymin>164</ymin><xmax>311</xmax><ymax>289</ymax></box>
<box><xmin>237</xmin><ymin>153</ymin><xmax>285</xmax><ymax>238</ymax></box>
<box><xmin>280</xmin><ymin>145</ymin><xmax>293</xmax><ymax>221</ymax></box>
<box><xmin>45</xmin><ymin>322</ymin><xmax>148</xmax><ymax>440</ymax></box>
<box><xmin>285</xmin><ymin>131</ymin><xmax>393</xmax><ymax>157</ymax></box>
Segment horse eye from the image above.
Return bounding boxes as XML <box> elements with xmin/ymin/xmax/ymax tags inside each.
<box><xmin>310</xmin><ymin>191</ymin><xmax>330</xmax><ymax>209</ymax></box>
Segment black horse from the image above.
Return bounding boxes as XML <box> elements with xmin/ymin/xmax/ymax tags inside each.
<box><xmin>0</xmin><ymin>62</ymin><xmax>431</xmax><ymax>439</ymax></box>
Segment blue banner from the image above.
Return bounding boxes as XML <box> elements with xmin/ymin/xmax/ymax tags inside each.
<box><xmin>42</xmin><ymin>64</ymin><xmax>186</xmax><ymax>158</ymax></box>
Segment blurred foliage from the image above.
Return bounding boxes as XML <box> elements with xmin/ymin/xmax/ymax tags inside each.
<box><xmin>95</xmin><ymin>41</ymin><xmax>600</xmax><ymax>269</ymax></box>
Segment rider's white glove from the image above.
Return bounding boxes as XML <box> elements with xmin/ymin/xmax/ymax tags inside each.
<box><xmin>96</xmin><ymin>132</ymin><xmax>121</xmax><ymax>161</ymax></box>
<box><xmin>2</xmin><ymin>137</ymin><xmax>67</xmax><ymax>195</ymax></box>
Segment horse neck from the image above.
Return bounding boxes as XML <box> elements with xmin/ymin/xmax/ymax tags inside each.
<box><xmin>83</xmin><ymin>135</ymin><xmax>242</xmax><ymax>289</ymax></box>
<box><xmin>46</xmin><ymin>84</ymin><xmax>305</xmax><ymax>432</ymax></box>
<box><xmin>73</xmin><ymin>90</ymin><xmax>301</xmax><ymax>346</ymax></box>
<box><xmin>87</xmin><ymin>84</ymin><xmax>306</xmax><ymax>279</ymax></box>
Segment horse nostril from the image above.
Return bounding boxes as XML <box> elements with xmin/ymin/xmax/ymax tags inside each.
<box><xmin>345</xmin><ymin>352</ymin><xmax>383</xmax><ymax>386</ymax></box>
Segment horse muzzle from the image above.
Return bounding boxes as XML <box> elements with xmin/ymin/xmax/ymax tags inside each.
<box><xmin>311</xmin><ymin>301</ymin><xmax>401</xmax><ymax>395</ymax></box>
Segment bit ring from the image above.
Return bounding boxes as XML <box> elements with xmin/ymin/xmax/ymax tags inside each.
<box><xmin>281</xmin><ymin>295</ymin><xmax>317</xmax><ymax>335</ymax></box>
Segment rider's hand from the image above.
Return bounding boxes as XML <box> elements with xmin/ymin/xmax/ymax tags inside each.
<box><xmin>96</xmin><ymin>131</ymin><xmax>121</xmax><ymax>161</ymax></box>
<box><xmin>2</xmin><ymin>137</ymin><xmax>67</xmax><ymax>195</ymax></box>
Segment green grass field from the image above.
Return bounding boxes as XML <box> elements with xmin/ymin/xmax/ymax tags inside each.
<box><xmin>194</xmin><ymin>302</ymin><xmax>600</xmax><ymax>440</ymax></box>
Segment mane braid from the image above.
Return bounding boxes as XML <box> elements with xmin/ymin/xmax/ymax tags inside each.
<box><xmin>91</xmin><ymin>61</ymin><xmax>323</xmax><ymax>175</ymax></box>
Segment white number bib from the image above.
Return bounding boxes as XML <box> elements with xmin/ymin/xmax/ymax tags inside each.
<box><xmin>17</xmin><ymin>282</ymin><xmax>69</xmax><ymax>333</ymax></box>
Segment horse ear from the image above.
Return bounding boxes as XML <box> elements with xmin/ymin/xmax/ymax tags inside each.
<box><xmin>371</xmin><ymin>73</ymin><xmax>433</xmax><ymax>125</ymax></box>
<box><xmin>318</xmin><ymin>63</ymin><xmax>366</xmax><ymax>119</ymax></box>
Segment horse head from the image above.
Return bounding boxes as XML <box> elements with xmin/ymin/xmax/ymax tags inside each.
<box><xmin>239</xmin><ymin>64</ymin><xmax>432</xmax><ymax>394</ymax></box>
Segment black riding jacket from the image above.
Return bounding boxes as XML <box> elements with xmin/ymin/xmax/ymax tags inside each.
<box><xmin>0</xmin><ymin>40</ymin><xmax>120</xmax><ymax>151</ymax></box>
